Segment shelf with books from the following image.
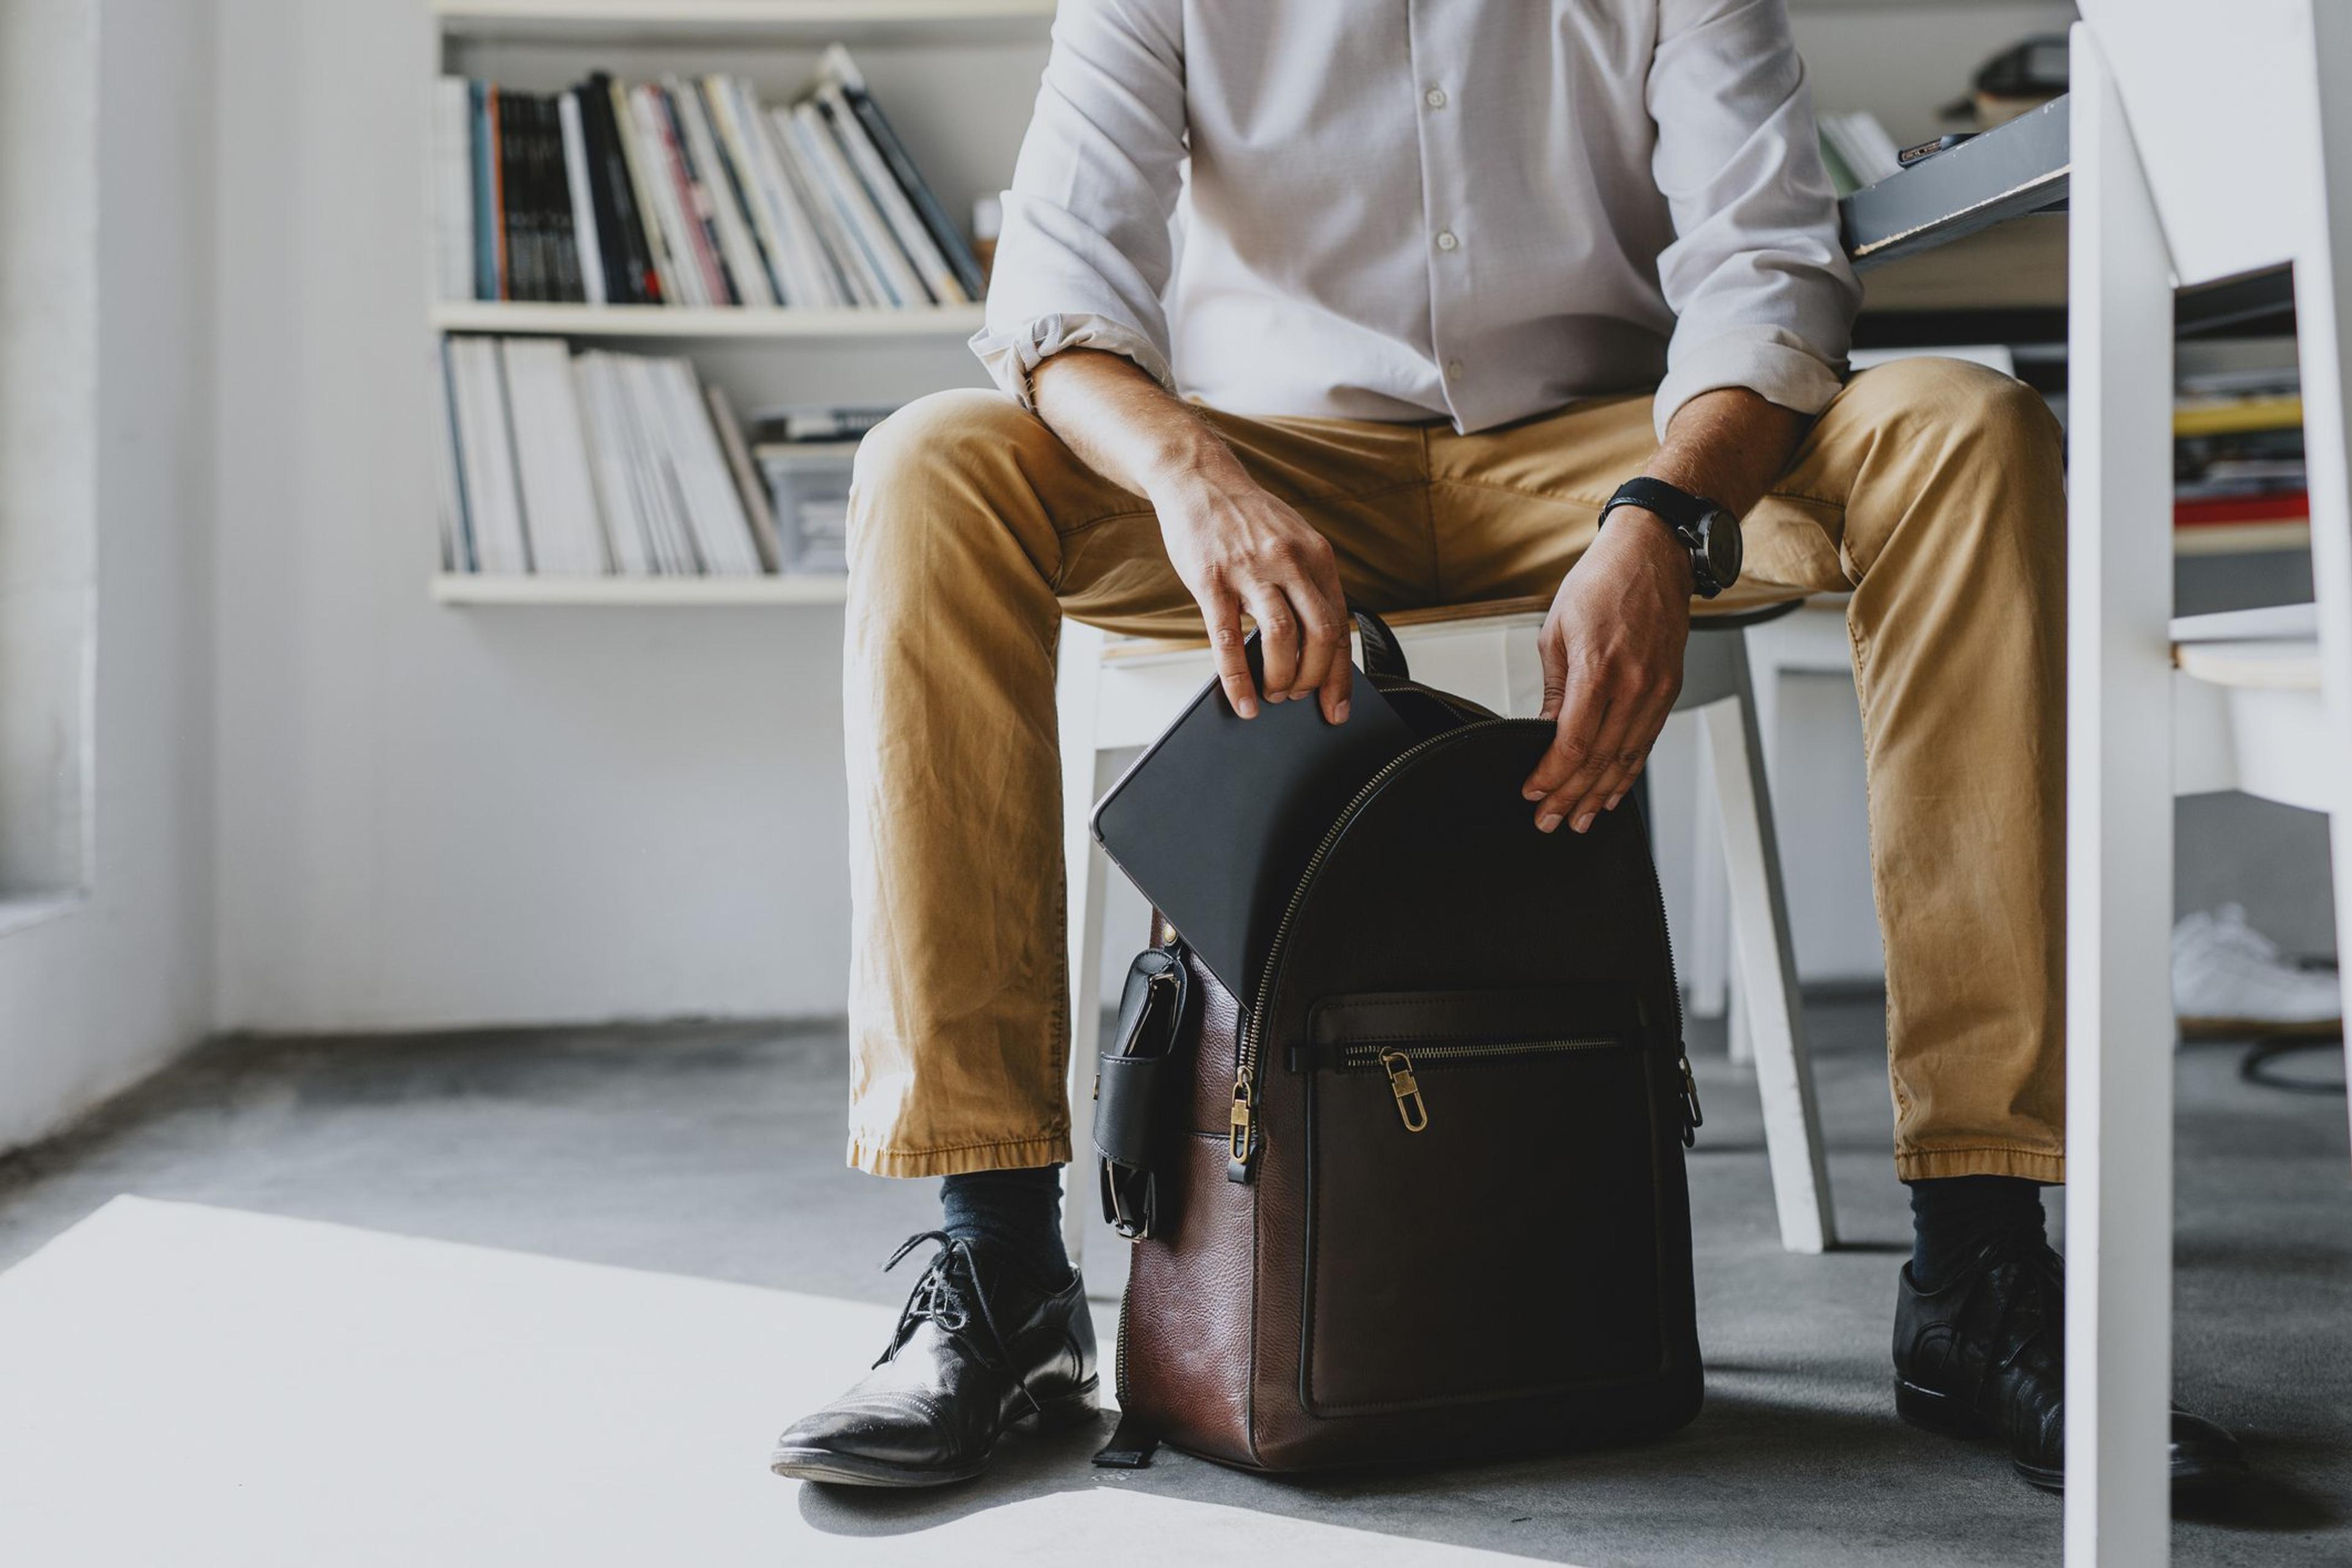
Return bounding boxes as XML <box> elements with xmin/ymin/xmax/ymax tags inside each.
<box><xmin>426</xmin><ymin>4</ymin><xmax>1037</xmax><ymax>606</ymax></box>
<box><xmin>433</xmin><ymin>572</ymin><xmax>851</xmax><ymax>606</ymax></box>
<box><xmin>431</xmin><ymin>300</ymin><xmax>984</xmax><ymax>337</ymax></box>
<box><xmin>432</xmin><ymin>1</ymin><xmax>1056</xmax><ymax>48</ymax></box>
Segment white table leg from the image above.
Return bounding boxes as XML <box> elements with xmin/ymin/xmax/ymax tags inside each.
<box><xmin>2065</xmin><ymin>30</ymin><xmax>2179</xmax><ymax>1566</ymax></box>
<box><xmin>2297</xmin><ymin>1</ymin><xmax>2352</xmax><ymax>1166</ymax></box>
<box><xmin>1057</xmin><ymin>621</ymin><xmax>1111</xmax><ymax>1267</ymax></box>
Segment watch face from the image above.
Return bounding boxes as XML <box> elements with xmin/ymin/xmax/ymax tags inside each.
<box><xmin>1704</xmin><ymin>508</ymin><xmax>1742</xmax><ymax>587</ymax></box>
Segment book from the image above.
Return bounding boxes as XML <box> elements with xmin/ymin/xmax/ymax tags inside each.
<box><xmin>707</xmin><ymin>75</ymin><xmax>828</xmax><ymax>307</ymax></box>
<box><xmin>432</xmin><ymin>339</ymin><xmax>474</xmax><ymax>569</ymax></box>
<box><xmin>606</xmin><ymin>354</ymin><xmax>699</xmax><ymax>571</ymax></box>
<box><xmin>500</xmin><ymin>337</ymin><xmax>609</xmax><ymax>573</ymax></box>
<box><xmin>608</xmin><ymin>77</ymin><xmax>683</xmax><ymax>306</ymax></box>
<box><xmin>704</xmin><ymin>382</ymin><xmax>783</xmax><ymax>572</ymax></box>
<box><xmin>445</xmin><ymin>337</ymin><xmax>531</xmax><ymax>573</ymax></box>
<box><xmin>767</xmin><ymin>106</ymin><xmax>868</xmax><ymax>304</ymax></box>
<box><xmin>813</xmin><ymin>78</ymin><xmax>963</xmax><ymax>304</ymax></box>
<box><xmin>498</xmin><ymin>91</ymin><xmax>540</xmax><ymax>300</ymax></box>
<box><xmin>440</xmin><ymin>64</ymin><xmax>967</xmax><ymax>314</ymax></box>
<box><xmin>654</xmin><ymin>83</ymin><xmax>734</xmax><ymax>305</ymax></box>
<box><xmin>480</xmin><ymin>85</ymin><xmax>508</xmax><ymax>298</ymax></box>
<box><xmin>654</xmin><ymin>356</ymin><xmax>764</xmax><ymax>573</ymax></box>
<box><xmin>572</xmin><ymin>353</ymin><xmax>654</xmax><ymax>573</ymax></box>
<box><xmin>672</xmin><ymin>77</ymin><xmax>775</xmax><ymax>308</ymax></box>
<box><xmin>627</xmin><ymin>83</ymin><xmax>714</xmax><ymax>304</ymax></box>
<box><xmin>752</xmin><ymin>404</ymin><xmax>899</xmax><ymax>443</ymax></box>
<box><xmin>434</xmin><ymin>77</ymin><xmax>476</xmax><ymax>303</ymax></box>
<box><xmin>821</xmin><ymin>45</ymin><xmax>987</xmax><ymax>300</ymax></box>
<box><xmin>782</xmin><ymin>102</ymin><xmax>903</xmax><ymax>304</ymax></box>
<box><xmin>2174</xmin><ymin>395</ymin><xmax>2303</xmax><ymax>438</ymax></box>
<box><xmin>578</xmin><ymin>74</ymin><xmax>657</xmax><ymax>306</ymax></box>
<box><xmin>2175</xmin><ymin>492</ymin><xmax>2309</xmax><ymax>527</ymax></box>
<box><xmin>557</xmin><ymin>91</ymin><xmax>608</xmax><ymax>306</ymax></box>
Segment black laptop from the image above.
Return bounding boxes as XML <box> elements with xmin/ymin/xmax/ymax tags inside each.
<box><xmin>1090</xmin><ymin>636</ymin><xmax>1419</xmax><ymax>1000</ymax></box>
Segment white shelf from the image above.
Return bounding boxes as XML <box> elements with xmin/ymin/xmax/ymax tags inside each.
<box><xmin>432</xmin><ymin>573</ymin><xmax>850</xmax><ymax>606</ymax></box>
<box><xmin>432</xmin><ymin>0</ymin><xmax>1055</xmax><ymax>47</ymax></box>
<box><xmin>2174</xmin><ymin>521</ymin><xmax>2312</xmax><ymax>557</ymax></box>
<box><xmin>432</xmin><ymin>301</ymin><xmax>985</xmax><ymax>339</ymax></box>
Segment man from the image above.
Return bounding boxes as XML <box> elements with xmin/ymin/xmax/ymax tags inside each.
<box><xmin>772</xmin><ymin>0</ymin><xmax>2245</xmax><ymax>1494</ymax></box>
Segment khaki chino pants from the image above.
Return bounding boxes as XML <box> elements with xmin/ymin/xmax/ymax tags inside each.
<box><xmin>842</xmin><ymin>356</ymin><xmax>2068</xmax><ymax>1185</ymax></box>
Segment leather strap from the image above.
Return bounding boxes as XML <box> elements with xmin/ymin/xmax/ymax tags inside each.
<box><xmin>1351</xmin><ymin>606</ymin><xmax>1409</xmax><ymax>682</ymax></box>
<box><xmin>1092</xmin><ymin>1409</ymin><xmax>1161</xmax><ymax>1468</ymax></box>
<box><xmin>1095</xmin><ymin>948</ymin><xmax>1189</xmax><ymax>1239</ymax></box>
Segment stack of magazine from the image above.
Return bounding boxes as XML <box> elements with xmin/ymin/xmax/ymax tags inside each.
<box><xmin>432</xmin><ymin>45</ymin><xmax>986</xmax><ymax>310</ymax></box>
<box><xmin>434</xmin><ymin>337</ymin><xmax>789</xmax><ymax>578</ymax></box>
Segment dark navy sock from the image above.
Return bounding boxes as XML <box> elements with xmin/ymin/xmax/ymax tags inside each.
<box><xmin>1907</xmin><ymin>1175</ymin><xmax>2048</xmax><ymax>1291</ymax></box>
<box><xmin>940</xmin><ymin>1165</ymin><xmax>1072</xmax><ymax>1292</ymax></box>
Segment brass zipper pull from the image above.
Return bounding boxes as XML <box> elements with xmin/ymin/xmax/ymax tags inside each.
<box><xmin>1227</xmin><ymin>1067</ymin><xmax>1257</xmax><ymax>1179</ymax></box>
<box><xmin>1379</xmin><ymin>1049</ymin><xmax>1429</xmax><ymax>1133</ymax></box>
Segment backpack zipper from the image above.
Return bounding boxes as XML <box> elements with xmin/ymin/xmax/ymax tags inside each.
<box><xmin>1344</xmin><ymin>1036</ymin><xmax>1627</xmax><ymax>1133</ymax></box>
<box><xmin>1227</xmin><ymin>720</ymin><xmax>1512</xmax><ymax>1180</ymax></box>
<box><xmin>1226</xmin><ymin>717</ymin><xmax>1700</xmax><ymax>1181</ymax></box>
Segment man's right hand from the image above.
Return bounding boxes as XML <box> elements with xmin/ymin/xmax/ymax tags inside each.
<box><xmin>1028</xmin><ymin>349</ymin><xmax>1351</xmax><ymax>726</ymax></box>
<box><xmin>1148</xmin><ymin>467</ymin><xmax>1351</xmax><ymax>724</ymax></box>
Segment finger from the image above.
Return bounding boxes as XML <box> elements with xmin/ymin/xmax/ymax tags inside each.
<box><xmin>1291</xmin><ymin>583</ymin><xmax>1347</xmax><ymax>720</ymax></box>
<box><xmin>1316</xmin><ymin>616</ymin><xmax>1353</xmax><ymax>726</ymax></box>
<box><xmin>1201</xmin><ymin>582</ymin><xmax>1257</xmax><ymax>718</ymax></box>
<box><xmin>1521</xmin><ymin>664</ymin><xmax>1609</xmax><ymax>811</ymax></box>
<box><xmin>1247</xmin><ymin>584</ymin><xmax>1303</xmax><ymax>702</ymax></box>
<box><xmin>1535</xmin><ymin>687</ymin><xmax>1642</xmax><ymax>834</ymax></box>
<box><xmin>1557</xmin><ymin>688</ymin><xmax>1672</xmax><ymax>831</ymax></box>
<box><xmin>1284</xmin><ymin>546</ymin><xmax>1344</xmax><ymax>700</ymax></box>
<box><xmin>1535</xmin><ymin>628</ymin><xmax>1569</xmax><ymax>722</ymax></box>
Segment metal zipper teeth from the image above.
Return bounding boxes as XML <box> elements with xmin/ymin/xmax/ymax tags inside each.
<box><xmin>1338</xmin><ymin>1035</ymin><xmax>1625</xmax><ymax>1068</ymax></box>
<box><xmin>1231</xmin><ymin>718</ymin><xmax>1521</xmax><ymax>1174</ymax></box>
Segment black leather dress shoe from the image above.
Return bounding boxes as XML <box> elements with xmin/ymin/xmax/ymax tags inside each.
<box><xmin>770</xmin><ymin>1231</ymin><xmax>1097</xmax><ymax>1487</ymax></box>
<box><xmin>1894</xmin><ymin>1231</ymin><xmax>2249</xmax><ymax>1493</ymax></box>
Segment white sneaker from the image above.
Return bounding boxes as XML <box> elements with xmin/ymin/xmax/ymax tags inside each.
<box><xmin>2172</xmin><ymin>904</ymin><xmax>2343</xmax><ymax>1036</ymax></box>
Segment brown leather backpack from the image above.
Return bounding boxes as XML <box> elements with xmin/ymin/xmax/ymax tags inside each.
<box><xmin>1090</xmin><ymin>615</ymin><xmax>1705</xmax><ymax>1472</ymax></box>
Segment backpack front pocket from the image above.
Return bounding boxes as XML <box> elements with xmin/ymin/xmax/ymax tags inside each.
<box><xmin>1299</xmin><ymin>985</ymin><xmax>1670</xmax><ymax>1417</ymax></box>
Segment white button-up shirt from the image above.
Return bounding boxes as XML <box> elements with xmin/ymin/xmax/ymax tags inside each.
<box><xmin>971</xmin><ymin>0</ymin><xmax>1861</xmax><ymax>439</ymax></box>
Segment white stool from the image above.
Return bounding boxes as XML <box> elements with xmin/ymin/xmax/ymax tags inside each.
<box><xmin>1684</xmin><ymin>595</ymin><xmax>1856</xmax><ymax>1063</ymax></box>
<box><xmin>1056</xmin><ymin>597</ymin><xmax>1838</xmax><ymax>1261</ymax></box>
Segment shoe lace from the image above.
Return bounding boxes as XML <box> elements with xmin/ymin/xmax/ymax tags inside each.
<box><xmin>875</xmin><ymin>1230</ymin><xmax>1044</xmax><ymax>1419</ymax></box>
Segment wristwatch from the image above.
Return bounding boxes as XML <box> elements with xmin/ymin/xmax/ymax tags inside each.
<box><xmin>1599</xmin><ymin>477</ymin><xmax>1743</xmax><ymax>599</ymax></box>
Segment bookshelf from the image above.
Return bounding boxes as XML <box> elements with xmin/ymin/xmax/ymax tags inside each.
<box><xmin>433</xmin><ymin>1</ymin><xmax>1057</xmax><ymax>47</ymax></box>
<box><xmin>429</xmin><ymin>1</ymin><xmax>1049</xmax><ymax>605</ymax></box>
<box><xmin>432</xmin><ymin>301</ymin><xmax>986</xmax><ymax>338</ymax></box>
<box><xmin>432</xmin><ymin>571</ymin><xmax>851</xmax><ymax>605</ymax></box>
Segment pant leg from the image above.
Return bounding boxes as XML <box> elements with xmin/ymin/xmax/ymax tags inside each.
<box><xmin>1773</xmin><ymin>358</ymin><xmax>2068</xmax><ymax>1183</ymax></box>
<box><xmin>1422</xmin><ymin>361</ymin><xmax>2068</xmax><ymax>1182</ymax></box>
<box><xmin>842</xmin><ymin>388</ymin><xmax>1430</xmax><ymax>1176</ymax></box>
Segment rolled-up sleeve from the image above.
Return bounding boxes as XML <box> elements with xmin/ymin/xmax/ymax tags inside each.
<box><xmin>970</xmin><ymin>0</ymin><xmax>1189</xmax><ymax>407</ymax></box>
<box><xmin>1646</xmin><ymin>0</ymin><xmax>1861</xmax><ymax>439</ymax></box>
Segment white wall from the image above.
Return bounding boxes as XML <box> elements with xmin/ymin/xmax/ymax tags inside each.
<box><xmin>0</xmin><ymin>0</ymin><xmax>219</xmax><ymax>1150</ymax></box>
<box><xmin>209</xmin><ymin>1</ymin><xmax>1033</xmax><ymax>1031</ymax></box>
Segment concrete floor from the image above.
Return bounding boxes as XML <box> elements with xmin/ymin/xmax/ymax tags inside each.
<box><xmin>0</xmin><ymin>997</ymin><xmax>2345</xmax><ymax>1566</ymax></box>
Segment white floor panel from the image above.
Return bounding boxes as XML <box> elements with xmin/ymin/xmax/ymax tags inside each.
<box><xmin>0</xmin><ymin>1197</ymin><xmax>1555</xmax><ymax>1568</ymax></box>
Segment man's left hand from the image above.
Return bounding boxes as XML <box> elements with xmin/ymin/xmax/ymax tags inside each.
<box><xmin>1520</xmin><ymin>512</ymin><xmax>1693</xmax><ymax>834</ymax></box>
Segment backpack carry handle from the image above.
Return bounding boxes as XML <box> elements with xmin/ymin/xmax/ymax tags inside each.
<box><xmin>1351</xmin><ymin>605</ymin><xmax>1409</xmax><ymax>683</ymax></box>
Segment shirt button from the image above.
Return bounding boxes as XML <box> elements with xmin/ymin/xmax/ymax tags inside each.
<box><xmin>1446</xmin><ymin>360</ymin><xmax>1465</xmax><ymax>379</ymax></box>
<box><xmin>1425</xmin><ymin>87</ymin><xmax>1448</xmax><ymax>108</ymax></box>
<box><xmin>1435</xmin><ymin>229</ymin><xmax>1459</xmax><ymax>252</ymax></box>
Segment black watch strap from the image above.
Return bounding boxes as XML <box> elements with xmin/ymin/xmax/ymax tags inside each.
<box><xmin>1600</xmin><ymin>476</ymin><xmax>1713</xmax><ymax>535</ymax></box>
<box><xmin>1599</xmin><ymin>476</ymin><xmax>1737</xmax><ymax>598</ymax></box>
